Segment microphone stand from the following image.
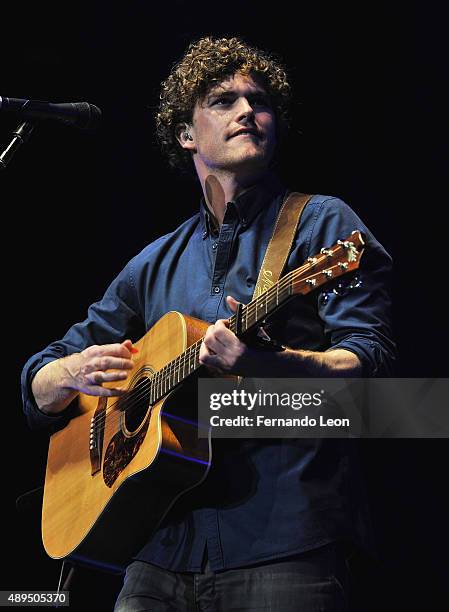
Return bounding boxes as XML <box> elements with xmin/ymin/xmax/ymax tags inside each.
<box><xmin>0</xmin><ymin>121</ymin><xmax>35</xmax><ymax>170</ymax></box>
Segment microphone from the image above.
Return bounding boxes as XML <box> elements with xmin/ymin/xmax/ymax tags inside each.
<box><xmin>0</xmin><ymin>96</ymin><xmax>101</xmax><ymax>130</ymax></box>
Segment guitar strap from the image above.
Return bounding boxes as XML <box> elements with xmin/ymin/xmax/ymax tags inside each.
<box><xmin>240</xmin><ymin>191</ymin><xmax>313</xmax><ymax>352</ymax></box>
<box><xmin>252</xmin><ymin>191</ymin><xmax>313</xmax><ymax>300</ymax></box>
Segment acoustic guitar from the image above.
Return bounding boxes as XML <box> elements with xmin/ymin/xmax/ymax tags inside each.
<box><xmin>41</xmin><ymin>230</ymin><xmax>364</xmax><ymax>572</ymax></box>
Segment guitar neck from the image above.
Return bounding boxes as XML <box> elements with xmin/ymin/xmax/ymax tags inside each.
<box><xmin>148</xmin><ymin>230</ymin><xmax>364</xmax><ymax>405</ymax></box>
<box><xmin>148</xmin><ymin>271</ymin><xmax>297</xmax><ymax>404</ymax></box>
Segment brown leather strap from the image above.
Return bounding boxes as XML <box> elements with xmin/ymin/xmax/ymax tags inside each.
<box><xmin>252</xmin><ymin>192</ymin><xmax>313</xmax><ymax>299</ymax></box>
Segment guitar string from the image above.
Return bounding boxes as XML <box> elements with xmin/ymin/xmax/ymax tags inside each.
<box><xmin>87</xmin><ymin>264</ymin><xmax>305</xmax><ymax>434</ymax></box>
<box><xmin>88</xmin><ymin>248</ymin><xmax>358</xmax><ymax>436</ymax></box>
<box><xmin>87</xmin><ymin>259</ymin><xmax>319</xmax><ymax>435</ymax></box>
<box><xmin>89</xmin><ymin>247</ymin><xmax>358</xmax><ymax>436</ymax></box>
<box><xmin>89</xmin><ymin>248</ymin><xmax>357</xmax><ymax>436</ymax></box>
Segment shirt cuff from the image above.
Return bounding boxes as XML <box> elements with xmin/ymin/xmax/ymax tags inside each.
<box><xmin>22</xmin><ymin>357</ymin><xmax>75</xmax><ymax>431</ymax></box>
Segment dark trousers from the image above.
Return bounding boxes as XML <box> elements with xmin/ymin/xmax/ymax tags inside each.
<box><xmin>114</xmin><ymin>541</ymin><xmax>352</xmax><ymax>611</ymax></box>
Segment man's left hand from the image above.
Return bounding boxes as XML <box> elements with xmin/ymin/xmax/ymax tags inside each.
<box><xmin>199</xmin><ymin>295</ymin><xmax>257</xmax><ymax>376</ymax></box>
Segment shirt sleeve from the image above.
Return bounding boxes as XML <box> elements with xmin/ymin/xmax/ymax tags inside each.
<box><xmin>307</xmin><ymin>197</ymin><xmax>396</xmax><ymax>377</ymax></box>
<box><xmin>21</xmin><ymin>259</ymin><xmax>146</xmax><ymax>431</ymax></box>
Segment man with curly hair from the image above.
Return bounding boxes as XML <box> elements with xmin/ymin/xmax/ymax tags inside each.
<box><xmin>22</xmin><ymin>36</ymin><xmax>395</xmax><ymax>610</ymax></box>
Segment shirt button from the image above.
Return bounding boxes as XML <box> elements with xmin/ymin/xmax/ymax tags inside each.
<box><xmin>213</xmin><ymin>286</ymin><xmax>221</xmax><ymax>294</ymax></box>
<box><xmin>212</xmin><ymin>242</ymin><xmax>218</xmax><ymax>250</ymax></box>
<box><xmin>202</xmin><ymin>231</ymin><xmax>208</xmax><ymax>239</ymax></box>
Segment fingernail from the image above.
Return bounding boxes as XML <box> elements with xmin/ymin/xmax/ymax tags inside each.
<box><xmin>131</xmin><ymin>347</ymin><xmax>139</xmax><ymax>354</ymax></box>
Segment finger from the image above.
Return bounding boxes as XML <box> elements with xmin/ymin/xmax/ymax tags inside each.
<box><xmin>203</xmin><ymin>334</ymin><xmax>225</xmax><ymax>354</ymax></box>
<box><xmin>199</xmin><ymin>339</ymin><xmax>221</xmax><ymax>365</ymax></box>
<box><xmin>226</xmin><ymin>295</ymin><xmax>241</xmax><ymax>312</ymax></box>
<box><xmin>210</xmin><ymin>320</ymin><xmax>237</xmax><ymax>346</ymax></box>
<box><xmin>84</xmin><ymin>356</ymin><xmax>134</xmax><ymax>374</ymax></box>
<box><xmin>216</xmin><ymin>318</ymin><xmax>231</xmax><ymax>330</ymax></box>
<box><xmin>84</xmin><ymin>385</ymin><xmax>128</xmax><ymax>397</ymax></box>
<box><xmin>203</xmin><ymin>326</ymin><xmax>222</xmax><ymax>351</ymax></box>
<box><xmin>86</xmin><ymin>342</ymin><xmax>135</xmax><ymax>359</ymax></box>
<box><xmin>199</xmin><ymin>339</ymin><xmax>214</xmax><ymax>361</ymax></box>
<box><xmin>86</xmin><ymin>370</ymin><xmax>129</xmax><ymax>385</ymax></box>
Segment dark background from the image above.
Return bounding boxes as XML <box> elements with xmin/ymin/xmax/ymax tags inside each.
<box><xmin>2</xmin><ymin>1</ymin><xmax>447</xmax><ymax>610</ymax></box>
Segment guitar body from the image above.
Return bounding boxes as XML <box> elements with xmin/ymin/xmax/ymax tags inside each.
<box><xmin>42</xmin><ymin>311</ymin><xmax>212</xmax><ymax>573</ymax></box>
<box><xmin>40</xmin><ymin>231</ymin><xmax>364</xmax><ymax>573</ymax></box>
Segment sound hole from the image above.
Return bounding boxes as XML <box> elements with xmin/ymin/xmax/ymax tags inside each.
<box><xmin>123</xmin><ymin>376</ymin><xmax>152</xmax><ymax>434</ymax></box>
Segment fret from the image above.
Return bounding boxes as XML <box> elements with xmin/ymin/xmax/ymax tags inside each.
<box><xmin>158</xmin><ymin>264</ymin><xmax>314</xmax><ymax>402</ymax></box>
<box><xmin>184</xmin><ymin>348</ymin><xmax>188</xmax><ymax>376</ymax></box>
<box><xmin>193</xmin><ymin>343</ymin><xmax>199</xmax><ymax>369</ymax></box>
<box><xmin>246</xmin><ymin>305</ymin><xmax>252</xmax><ymax>328</ymax></box>
<box><xmin>194</xmin><ymin>343</ymin><xmax>200</xmax><ymax>368</ymax></box>
<box><xmin>126</xmin><ymin>232</ymin><xmax>363</xmax><ymax>412</ymax></box>
<box><xmin>196</xmin><ymin>345</ymin><xmax>199</xmax><ymax>367</ymax></box>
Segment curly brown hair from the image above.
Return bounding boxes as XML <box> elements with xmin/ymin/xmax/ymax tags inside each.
<box><xmin>156</xmin><ymin>36</ymin><xmax>292</xmax><ymax>172</ymax></box>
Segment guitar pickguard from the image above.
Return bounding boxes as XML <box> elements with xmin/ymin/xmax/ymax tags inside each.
<box><xmin>103</xmin><ymin>418</ymin><xmax>149</xmax><ymax>487</ymax></box>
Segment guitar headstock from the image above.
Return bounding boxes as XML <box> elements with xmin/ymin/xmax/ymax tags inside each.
<box><xmin>291</xmin><ymin>230</ymin><xmax>365</xmax><ymax>296</ymax></box>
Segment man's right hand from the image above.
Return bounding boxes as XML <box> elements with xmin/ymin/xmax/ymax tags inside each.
<box><xmin>63</xmin><ymin>339</ymin><xmax>136</xmax><ymax>397</ymax></box>
<box><xmin>31</xmin><ymin>339</ymin><xmax>136</xmax><ymax>415</ymax></box>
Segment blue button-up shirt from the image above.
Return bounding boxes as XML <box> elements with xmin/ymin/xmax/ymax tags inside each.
<box><xmin>21</xmin><ymin>172</ymin><xmax>395</xmax><ymax>572</ymax></box>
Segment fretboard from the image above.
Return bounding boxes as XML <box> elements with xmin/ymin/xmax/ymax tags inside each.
<box><xmin>127</xmin><ymin>229</ymin><xmax>365</xmax><ymax>409</ymax></box>
<box><xmin>146</xmin><ymin>269</ymin><xmax>298</xmax><ymax>405</ymax></box>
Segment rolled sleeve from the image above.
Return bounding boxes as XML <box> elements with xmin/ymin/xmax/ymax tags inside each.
<box><xmin>309</xmin><ymin>197</ymin><xmax>396</xmax><ymax>377</ymax></box>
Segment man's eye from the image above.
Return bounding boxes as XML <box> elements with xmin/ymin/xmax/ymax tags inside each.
<box><xmin>214</xmin><ymin>98</ymin><xmax>231</xmax><ymax>106</ymax></box>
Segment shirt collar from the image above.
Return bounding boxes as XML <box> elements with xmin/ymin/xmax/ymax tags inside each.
<box><xmin>200</xmin><ymin>172</ymin><xmax>287</xmax><ymax>239</ymax></box>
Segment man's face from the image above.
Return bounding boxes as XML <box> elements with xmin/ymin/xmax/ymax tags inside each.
<box><xmin>189</xmin><ymin>72</ymin><xmax>277</xmax><ymax>176</ymax></box>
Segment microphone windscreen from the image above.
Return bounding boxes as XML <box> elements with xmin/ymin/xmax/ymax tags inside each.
<box><xmin>72</xmin><ymin>102</ymin><xmax>102</xmax><ymax>129</ymax></box>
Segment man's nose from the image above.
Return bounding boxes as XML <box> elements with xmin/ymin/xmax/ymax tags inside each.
<box><xmin>235</xmin><ymin>97</ymin><xmax>255</xmax><ymax>122</ymax></box>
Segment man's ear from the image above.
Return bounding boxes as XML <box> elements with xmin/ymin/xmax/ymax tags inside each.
<box><xmin>176</xmin><ymin>124</ymin><xmax>195</xmax><ymax>151</ymax></box>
